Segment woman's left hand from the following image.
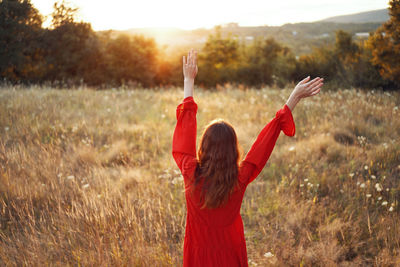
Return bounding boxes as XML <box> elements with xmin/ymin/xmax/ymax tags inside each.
<box><xmin>183</xmin><ymin>49</ymin><xmax>198</xmax><ymax>81</ymax></box>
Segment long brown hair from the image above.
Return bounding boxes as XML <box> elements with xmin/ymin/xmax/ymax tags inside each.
<box><xmin>193</xmin><ymin>119</ymin><xmax>241</xmax><ymax>209</ymax></box>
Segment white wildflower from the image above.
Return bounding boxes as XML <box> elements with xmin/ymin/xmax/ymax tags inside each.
<box><xmin>107</xmin><ymin>108</ymin><xmax>111</xmax><ymax>112</ymax></box>
<box><xmin>4</xmin><ymin>126</ymin><xmax>9</xmax><ymax>131</ymax></box>
<box><xmin>57</xmin><ymin>173</ymin><xmax>63</xmax><ymax>178</ymax></box>
<box><xmin>349</xmin><ymin>173</ymin><xmax>355</xmax><ymax>178</ymax></box>
<box><xmin>340</xmin><ymin>189</ymin><xmax>344</xmax><ymax>193</ymax></box>
<box><xmin>382</xmin><ymin>201</ymin><xmax>388</xmax><ymax>206</ymax></box>
<box><xmin>67</xmin><ymin>175</ymin><xmax>75</xmax><ymax>180</ymax></box>
<box><xmin>304</xmin><ymin>178</ymin><xmax>309</xmax><ymax>182</ymax></box>
<box><xmin>371</xmin><ymin>175</ymin><xmax>376</xmax><ymax>180</ymax></box>
<box><xmin>389</xmin><ymin>206</ymin><xmax>394</xmax><ymax>212</ymax></box>
<box><xmin>378</xmin><ymin>196</ymin><xmax>382</xmax><ymax>201</ymax></box>
<box><xmin>82</xmin><ymin>183</ymin><xmax>90</xmax><ymax>189</ymax></box>
<box><xmin>264</xmin><ymin>252</ymin><xmax>274</xmax><ymax>258</ymax></box>
<box><xmin>386</xmin><ymin>188</ymin><xmax>390</xmax><ymax>192</ymax></box>
<box><xmin>366</xmin><ymin>194</ymin><xmax>372</xmax><ymax>198</ymax></box>
<box><xmin>364</xmin><ymin>165</ymin><xmax>369</xmax><ymax>170</ymax></box>
<box><xmin>375</xmin><ymin>183</ymin><xmax>383</xmax><ymax>192</ymax></box>
<box><xmin>360</xmin><ymin>183</ymin><xmax>366</xmax><ymax>189</ymax></box>
<box><xmin>300</xmin><ymin>183</ymin><xmax>304</xmax><ymax>187</ymax></box>
<box><xmin>357</xmin><ymin>181</ymin><xmax>360</xmax><ymax>186</ymax></box>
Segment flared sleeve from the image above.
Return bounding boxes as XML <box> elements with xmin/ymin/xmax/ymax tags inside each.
<box><xmin>239</xmin><ymin>104</ymin><xmax>295</xmax><ymax>185</ymax></box>
<box><xmin>172</xmin><ymin>96</ymin><xmax>198</xmax><ymax>183</ymax></box>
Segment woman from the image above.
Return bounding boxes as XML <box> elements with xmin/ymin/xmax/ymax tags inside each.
<box><xmin>172</xmin><ymin>49</ymin><xmax>323</xmax><ymax>266</ymax></box>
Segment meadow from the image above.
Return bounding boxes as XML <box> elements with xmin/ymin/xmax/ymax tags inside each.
<box><xmin>0</xmin><ymin>85</ymin><xmax>399</xmax><ymax>266</ymax></box>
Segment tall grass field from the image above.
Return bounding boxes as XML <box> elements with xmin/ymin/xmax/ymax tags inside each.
<box><xmin>0</xmin><ymin>86</ymin><xmax>399</xmax><ymax>266</ymax></box>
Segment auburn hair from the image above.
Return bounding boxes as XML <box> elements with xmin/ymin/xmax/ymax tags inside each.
<box><xmin>192</xmin><ymin>119</ymin><xmax>241</xmax><ymax>209</ymax></box>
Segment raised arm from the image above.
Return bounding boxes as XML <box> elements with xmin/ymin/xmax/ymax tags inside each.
<box><xmin>172</xmin><ymin>49</ymin><xmax>199</xmax><ymax>182</ymax></box>
<box><xmin>239</xmin><ymin>76</ymin><xmax>323</xmax><ymax>185</ymax></box>
<box><xmin>183</xmin><ymin>49</ymin><xmax>198</xmax><ymax>98</ymax></box>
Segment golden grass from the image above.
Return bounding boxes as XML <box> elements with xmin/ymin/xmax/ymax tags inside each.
<box><xmin>0</xmin><ymin>86</ymin><xmax>399</xmax><ymax>266</ymax></box>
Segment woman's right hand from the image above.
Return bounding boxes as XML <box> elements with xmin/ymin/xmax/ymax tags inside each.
<box><xmin>286</xmin><ymin>76</ymin><xmax>323</xmax><ymax>111</ymax></box>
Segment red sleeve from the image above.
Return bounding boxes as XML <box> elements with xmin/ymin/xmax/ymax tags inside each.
<box><xmin>239</xmin><ymin>104</ymin><xmax>295</xmax><ymax>185</ymax></box>
<box><xmin>172</xmin><ymin>96</ymin><xmax>198</xmax><ymax>183</ymax></box>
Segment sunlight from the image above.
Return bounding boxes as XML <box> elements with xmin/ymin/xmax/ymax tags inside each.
<box><xmin>32</xmin><ymin>0</ymin><xmax>389</xmax><ymax>30</ymax></box>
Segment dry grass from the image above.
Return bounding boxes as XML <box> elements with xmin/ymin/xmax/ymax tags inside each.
<box><xmin>0</xmin><ymin>85</ymin><xmax>399</xmax><ymax>266</ymax></box>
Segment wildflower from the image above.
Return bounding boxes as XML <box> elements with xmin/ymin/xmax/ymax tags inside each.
<box><xmin>349</xmin><ymin>173</ymin><xmax>355</xmax><ymax>178</ymax></box>
<box><xmin>371</xmin><ymin>175</ymin><xmax>376</xmax><ymax>180</ymax></box>
<box><xmin>67</xmin><ymin>175</ymin><xmax>75</xmax><ymax>180</ymax></box>
<box><xmin>264</xmin><ymin>252</ymin><xmax>274</xmax><ymax>258</ymax></box>
<box><xmin>366</xmin><ymin>194</ymin><xmax>372</xmax><ymax>198</ymax></box>
<box><xmin>375</xmin><ymin>183</ymin><xmax>383</xmax><ymax>192</ymax></box>
<box><xmin>288</xmin><ymin>146</ymin><xmax>295</xmax><ymax>151</ymax></box>
<box><xmin>378</xmin><ymin>196</ymin><xmax>382</xmax><ymax>201</ymax></box>
<box><xmin>300</xmin><ymin>183</ymin><xmax>304</xmax><ymax>187</ymax></box>
<box><xmin>57</xmin><ymin>173</ymin><xmax>63</xmax><ymax>178</ymax></box>
<box><xmin>382</xmin><ymin>201</ymin><xmax>388</xmax><ymax>206</ymax></box>
<box><xmin>304</xmin><ymin>178</ymin><xmax>309</xmax><ymax>182</ymax></box>
<box><xmin>82</xmin><ymin>184</ymin><xmax>90</xmax><ymax>189</ymax></box>
<box><xmin>386</xmin><ymin>188</ymin><xmax>390</xmax><ymax>192</ymax></box>
<box><xmin>360</xmin><ymin>183</ymin><xmax>366</xmax><ymax>188</ymax></box>
<box><xmin>340</xmin><ymin>189</ymin><xmax>344</xmax><ymax>193</ymax></box>
<box><xmin>389</xmin><ymin>206</ymin><xmax>394</xmax><ymax>212</ymax></box>
<box><xmin>107</xmin><ymin>108</ymin><xmax>111</xmax><ymax>112</ymax></box>
<box><xmin>4</xmin><ymin>126</ymin><xmax>9</xmax><ymax>131</ymax></box>
<box><xmin>356</xmin><ymin>181</ymin><xmax>360</xmax><ymax>186</ymax></box>
<box><xmin>41</xmin><ymin>183</ymin><xmax>46</xmax><ymax>187</ymax></box>
<box><xmin>364</xmin><ymin>165</ymin><xmax>368</xmax><ymax>170</ymax></box>
<box><xmin>161</xmin><ymin>114</ymin><xmax>166</xmax><ymax>118</ymax></box>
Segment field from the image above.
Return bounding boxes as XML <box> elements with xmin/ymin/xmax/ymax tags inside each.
<box><xmin>0</xmin><ymin>85</ymin><xmax>399</xmax><ymax>266</ymax></box>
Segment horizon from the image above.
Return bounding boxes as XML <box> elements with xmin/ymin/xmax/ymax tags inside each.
<box><xmin>30</xmin><ymin>0</ymin><xmax>389</xmax><ymax>31</ymax></box>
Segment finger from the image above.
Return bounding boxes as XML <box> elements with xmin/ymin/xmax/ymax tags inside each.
<box><xmin>194</xmin><ymin>50</ymin><xmax>198</xmax><ymax>66</ymax></box>
<box><xmin>299</xmin><ymin>76</ymin><xmax>310</xmax><ymax>84</ymax></box>
<box><xmin>309</xmin><ymin>83</ymin><xmax>323</xmax><ymax>93</ymax></box>
<box><xmin>183</xmin><ymin>56</ymin><xmax>186</xmax><ymax>65</ymax></box>
<box><xmin>191</xmin><ymin>48</ymin><xmax>194</xmax><ymax>65</ymax></box>
<box><xmin>306</xmin><ymin>77</ymin><xmax>321</xmax><ymax>87</ymax></box>
<box><xmin>310</xmin><ymin>88</ymin><xmax>321</xmax><ymax>96</ymax></box>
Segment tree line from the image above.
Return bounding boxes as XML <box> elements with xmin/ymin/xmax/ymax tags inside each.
<box><xmin>1</xmin><ymin>0</ymin><xmax>400</xmax><ymax>89</ymax></box>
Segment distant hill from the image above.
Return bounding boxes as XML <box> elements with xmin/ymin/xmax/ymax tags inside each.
<box><xmin>106</xmin><ymin>9</ymin><xmax>388</xmax><ymax>56</ymax></box>
<box><xmin>320</xmin><ymin>9</ymin><xmax>389</xmax><ymax>23</ymax></box>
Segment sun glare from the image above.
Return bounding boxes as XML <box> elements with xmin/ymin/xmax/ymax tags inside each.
<box><xmin>32</xmin><ymin>0</ymin><xmax>389</xmax><ymax>31</ymax></box>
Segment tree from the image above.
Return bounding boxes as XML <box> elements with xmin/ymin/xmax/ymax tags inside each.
<box><xmin>104</xmin><ymin>34</ymin><xmax>158</xmax><ymax>87</ymax></box>
<box><xmin>43</xmin><ymin>0</ymin><xmax>99</xmax><ymax>84</ymax></box>
<box><xmin>368</xmin><ymin>0</ymin><xmax>400</xmax><ymax>86</ymax></box>
<box><xmin>0</xmin><ymin>0</ymin><xmax>43</xmax><ymax>82</ymax></box>
<box><xmin>197</xmin><ymin>27</ymin><xmax>239</xmax><ymax>86</ymax></box>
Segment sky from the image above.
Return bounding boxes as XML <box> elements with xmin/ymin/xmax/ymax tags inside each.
<box><xmin>31</xmin><ymin>0</ymin><xmax>390</xmax><ymax>31</ymax></box>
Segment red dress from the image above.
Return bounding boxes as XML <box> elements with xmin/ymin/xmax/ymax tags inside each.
<box><xmin>172</xmin><ymin>96</ymin><xmax>295</xmax><ymax>267</ymax></box>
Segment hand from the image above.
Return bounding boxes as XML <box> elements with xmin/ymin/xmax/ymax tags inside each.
<box><xmin>286</xmin><ymin>76</ymin><xmax>323</xmax><ymax>111</ymax></box>
<box><xmin>183</xmin><ymin>49</ymin><xmax>198</xmax><ymax>98</ymax></box>
<box><xmin>183</xmin><ymin>49</ymin><xmax>198</xmax><ymax>81</ymax></box>
<box><xmin>293</xmin><ymin>76</ymin><xmax>323</xmax><ymax>99</ymax></box>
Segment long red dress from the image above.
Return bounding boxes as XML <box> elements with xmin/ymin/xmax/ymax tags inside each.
<box><xmin>172</xmin><ymin>96</ymin><xmax>295</xmax><ymax>267</ymax></box>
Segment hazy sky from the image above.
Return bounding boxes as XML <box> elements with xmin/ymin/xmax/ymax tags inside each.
<box><xmin>31</xmin><ymin>0</ymin><xmax>390</xmax><ymax>30</ymax></box>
